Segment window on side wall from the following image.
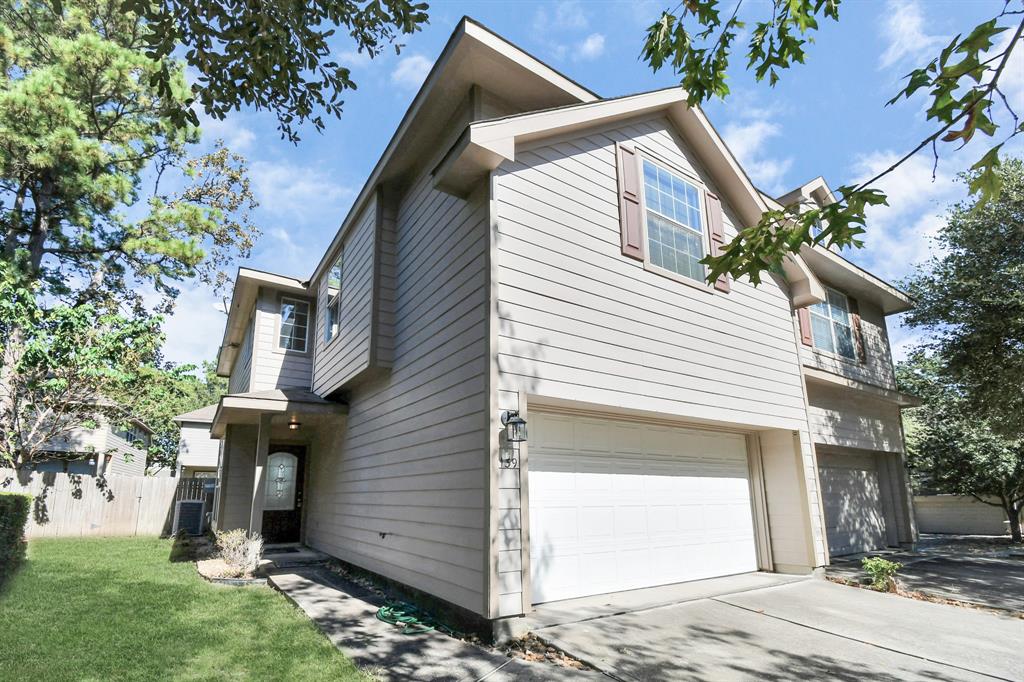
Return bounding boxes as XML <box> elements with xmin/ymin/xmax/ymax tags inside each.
<box><xmin>324</xmin><ymin>254</ymin><xmax>342</xmax><ymax>343</ymax></box>
<box><xmin>641</xmin><ymin>158</ymin><xmax>707</xmax><ymax>283</ymax></box>
<box><xmin>279</xmin><ymin>297</ymin><xmax>309</xmax><ymax>352</ymax></box>
<box><xmin>809</xmin><ymin>286</ymin><xmax>856</xmax><ymax>360</ymax></box>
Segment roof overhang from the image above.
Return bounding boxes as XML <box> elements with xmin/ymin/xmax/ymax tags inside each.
<box><xmin>210</xmin><ymin>389</ymin><xmax>347</xmax><ymax>438</ymax></box>
<box><xmin>308</xmin><ymin>17</ymin><xmax>597</xmax><ymax>283</ymax></box>
<box><xmin>804</xmin><ymin>366</ymin><xmax>922</xmax><ymax>407</ymax></box>
<box><xmin>216</xmin><ymin>268</ymin><xmax>309</xmax><ymax>377</ymax></box>
<box><xmin>799</xmin><ymin>245</ymin><xmax>913</xmax><ymax>315</ymax></box>
<box><xmin>434</xmin><ymin>86</ymin><xmax>825</xmax><ymax>307</ymax></box>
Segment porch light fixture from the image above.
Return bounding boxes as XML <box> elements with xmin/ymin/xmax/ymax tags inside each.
<box><xmin>287</xmin><ymin>416</ymin><xmax>302</xmax><ymax>431</ymax></box>
<box><xmin>501</xmin><ymin>410</ymin><xmax>527</xmax><ymax>443</ymax></box>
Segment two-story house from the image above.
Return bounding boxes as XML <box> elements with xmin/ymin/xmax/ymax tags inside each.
<box><xmin>203</xmin><ymin>18</ymin><xmax>918</xmax><ymax>637</ymax></box>
<box><xmin>173</xmin><ymin>404</ymin><xmax>220</xmax><ymax>478</ymax></box>
<box><xmin>33</xmin><ymin>415</ymin><xmax>153</xmax><ymax>477</ymax></box>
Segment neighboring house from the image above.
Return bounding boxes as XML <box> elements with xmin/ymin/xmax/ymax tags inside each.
<box><xmin>173</xmin><ymin>404</ymin><xmax>220</xmax><ymax>478</ymax></box>
<box><xmin>202</xmin><ymin>18</ymin><xmax>919</xmax><ymax>636</ymax></box>
<box><xmin>33</xmin><ymin>416</ymin><xmax>152</xmax><ymax>477</ymax></box>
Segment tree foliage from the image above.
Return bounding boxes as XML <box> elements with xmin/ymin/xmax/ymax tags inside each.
<box><xmin>129</xmin><ymin>0</ymin><xmax>430</xmax><ymax>142</ymax></box>
<box><xmin>0</xmin><ymin>0</ymin><xmax>255</xmax><ymax>468</ymax></box>
<box><xmin>641</xmin><ymin>0</ymin><xmax>1024</xmax><ymax>285</ymax></box>
<box><xmin>122</xmin><ymin>360</ymin><xmax>226</xmax><ymax>472</ymax></box>
<box><xmin>898</xmin><ymin>351</ymin><xmax>1024</xmax><ymax>541</ymax></box>
<box><xmin>903</xmin><ymin>158</ymin><xmax>1024</xmax><ymax>435</ymax></box>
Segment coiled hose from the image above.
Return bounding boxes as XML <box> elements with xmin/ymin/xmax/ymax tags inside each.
<box><xmin>375</xmin><ymin>600</ymin><xmax>461</xmax><ymax>637</ymax></box>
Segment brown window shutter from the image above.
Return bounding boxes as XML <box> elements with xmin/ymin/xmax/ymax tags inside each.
<box><xmin>616</xmin><ymin>142</ymin><xmax>644</xmax><ymax>260</ymax></box>
<box><xmin>704</xmin><ymin>191</ymin><xmax>730</xmax><ymax>293</ymax></box>
<box><xmin>797</xmin><ymin>307</ymin><xmax>813</xmax><ymax>346</ymax></box>
<box><xmin>848</xmin><ymin>297</ymin><xmax>867</xmax><ymax>363</ymax></box>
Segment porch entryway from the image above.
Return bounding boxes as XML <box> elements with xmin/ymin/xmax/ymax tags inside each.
<box><xmin>208</xmin><ymin>388</ymin><xmax>346</xmax><ymax>538</ymax></box>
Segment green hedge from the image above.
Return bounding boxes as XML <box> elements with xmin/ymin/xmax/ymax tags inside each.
<box><xmin>0</xmin><ymin>492</ymin><xmax>31</xmax><ymax>590</ymax></box>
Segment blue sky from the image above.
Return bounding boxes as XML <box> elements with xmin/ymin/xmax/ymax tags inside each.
<box><xmin>164</xmin><ymin>0</ymin><xmax>1024</xmax><ymax>368</ymax></box>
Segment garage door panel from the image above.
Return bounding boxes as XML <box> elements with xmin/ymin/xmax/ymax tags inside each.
<box><xmin>529</xmin><ymin>412</ymin><xmax>758</xmax><ymax>603</ymax></box>
<box><xmin>818</xmin><ymin>451</ymin><xmax>887</xmax><ymax>556</ymax></box>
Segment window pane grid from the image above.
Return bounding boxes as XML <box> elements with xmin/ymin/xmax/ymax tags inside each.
<box><xmin>810</xmin><ymin>287</ymin><xmax>856</xmax><ymax>360</ymax></box>
<box><xmin>642</xmin><ymin>159</ymin><xmax>705</xmax><ymax>282</ymax></box>
<box><xmin>279</xmin><ymin>297</ymin><xmax>309</xmax><ymax>352</ymax></box>
<box><xmin>325</xmin><ymin>254</ymin><xmax>342</xmax><ymax>343</ymax></box>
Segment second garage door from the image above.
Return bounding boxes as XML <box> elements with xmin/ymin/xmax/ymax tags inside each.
<box><xmin>818</xmin><ymin>450</ymin><xmax>888</xmax><ymax>556</ymax></box>
<box><xmin>528</xmin><ymin>412</ymin><xmax>758</xmax><ymax>604</ymax></box>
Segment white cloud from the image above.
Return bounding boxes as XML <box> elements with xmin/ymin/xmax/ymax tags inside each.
<box><xmin>160</xmin><ymin>285</ymin><xmax>229</xmax><ymax>367</ymax></box>
<box><xmin>575</xmin><ymin>33</ymin><xmax>606</xmax><ymax>61</ymax></box>
<box><xmin>337</xmin><ymin>49</ymin><xmax>372</xmax><ymax>67</ymax></box>
<box><xmin>878</xmin><ymin>0</ymin><xmax>946</xmax><ymax>70</ymax></box>
<box><xmin>196</xmin><ymin>112</ymin><xmax>255</xmax><ymax>153</ymax></box>
<box><xmin>533</xmin><ymin>0</ymin><xmax>589</xmax><ymax>33</ymax></box>
<box><xmin>722</xmin><ymin>117</ymin><xmax>793</xmax><ymax>195</ymax></box>
<box><xmin>391</xmin><ymin>55</ymin><xmax>432</xmax><ymax>90</ymax></box>
<box><xmin>845</xmin><ymin>151</ymin><xmax>962</xmax><ymax>282</ymax></box>
<box><xmin>249</xmin><ymin>160</ymin><xmax>353</xmax><ymax>220</ymax></box>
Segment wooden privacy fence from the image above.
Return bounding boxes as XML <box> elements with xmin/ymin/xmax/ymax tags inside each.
<box><xmin>1</xmin><ymin>468</ymin><xmax>183</xmax><ymax>538</ymax></box>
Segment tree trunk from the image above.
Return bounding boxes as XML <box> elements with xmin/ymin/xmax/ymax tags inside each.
<box><xmin>1007</xmin><ymin>503</ymin><xmax>1023</xmax><ymax>544</ymax></box>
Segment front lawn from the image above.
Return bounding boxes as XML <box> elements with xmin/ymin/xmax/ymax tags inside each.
<box><xmin>0</xmin><ymin>537</ymin><xmax>365</xmax><ymax>681</ymax></box>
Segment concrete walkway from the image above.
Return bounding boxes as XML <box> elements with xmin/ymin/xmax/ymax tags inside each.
<box><xmin>268</xmin><ymin>567</ymin><xmax>604</xmax><ymax>681</ymax></box>
<box><xmin>535</xmin><ymin>579</ymin><xmax>1024</xmax><ymax>681</ymax></box>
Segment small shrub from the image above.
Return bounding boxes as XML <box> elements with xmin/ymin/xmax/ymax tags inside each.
<box><xmin>862</xmin><ymin>556</ymin><xmax>902</xmax><ymax>592</ymax></box>
<box><xmin>215</xmin><ymin>529</ymin><xmax>263</xmax><ymax>577</ymax></box>
<box><xmin>0</xmin><ymin>492</ymin><xmax>32</xmax><ymax>590</ymax></box>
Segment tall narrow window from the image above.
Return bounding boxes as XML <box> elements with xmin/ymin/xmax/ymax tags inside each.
<box><xmin>642</xmin><ymin>159</ymin><xmax>706</xmax><ymax>282</ymax></box>
<box><xmin>324</xmin><ymin>253</ymin><xmax>342</xmax><ymax>343</ymax></box>
<box><xmin>809</xmin><ymin>286</ymin><xmax>856</xmax><ymax>360</ymax></box>
<box><xmin>279</xmin><ymin>297</ymin><xmax>309</xmax><ymax>352</ymax></box>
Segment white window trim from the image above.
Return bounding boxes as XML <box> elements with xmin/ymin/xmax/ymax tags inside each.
<box><xmin>809</xmin><ymin>285</ymin><xmax>858</xmax><ymax>363</ymax></box>
<box><xmin>636</xmin><ymin>151</ymin><xmax>715</xmax><ymax>294</ymax></box>
<box><xmin>277</xmin><ymin>295</ymin><xmax>310</xmax><ymax>355</ymax></box>
<box><xmin>323</xmin><ymin>252</ymin><xmax>343</xmax><ymax>347</ymax></box>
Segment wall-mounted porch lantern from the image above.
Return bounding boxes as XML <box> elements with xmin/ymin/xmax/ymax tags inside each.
<box><xmin>500</xmin><ymin>410</ymin><xmax>527</xmax><ymax>443</ymax></box>
<box><xmin>287</xmin><ymin>416</ymin><xmax>302</xmax><ymax>431</ymax></box>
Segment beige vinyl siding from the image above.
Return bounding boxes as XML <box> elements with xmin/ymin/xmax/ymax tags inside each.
<box><xmin>806</xmin><ymin>383</ymin><xmax>903</xmax><ymax>452</ymax></box>
<box><xmin>218</xmin><ymin>424</ymin><xmax>257</xmax><ymax>531</ymax></box>
<box><xmin>313</xmin><ymin>202</ymin><xmax>376</xmax><ymax>395</ymax></box>
<box><xmin>228</xmin><ymin>316</ymin><xmax>254</xmax><ymax>394</ymax></box>
<box><xmin>303</xmin><ymin>172</ymin><xmax>490</xmax><ymax>615</ymax></box>
<box><xmin>494</xmin><ymin>117</ymin><xmax>809</xmax><ymax>431</ymax></box>
<box><xmin>177</xmin><ymin>422</ymin><xmax>220</xmax><ymax>469</ymax></box>
<box><xmin>251</xmin><ymin>288</ymin><xmax>315</xmax><ymax>391</ymax></box>
<box><xmin>102</xmin><ymin>424</ymin><xmax>148</xmax><ymax>476</ymax></box>
<box><xmin>802</xmin><ymin>296</ymin><xmax>897</xmax><ymax>390</ymax></box>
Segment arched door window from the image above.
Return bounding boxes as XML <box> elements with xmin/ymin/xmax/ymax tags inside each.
<box><xmin>265</xmin><ymin>451</ymin><xmax>298</xmax><ymax>511</ymax></box>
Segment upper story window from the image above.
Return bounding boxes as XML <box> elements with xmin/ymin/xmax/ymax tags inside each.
<box><xmin>641</xmin><ymin>159</ymin><xmax>706</xmax><ymax>283</ymax></box>
<box><xmin>116</xmin><ymin>423</ymin><xmax>150</xmax><ymax>448</ymax></box>
<box><xmin>324</xmin><ymin>253</ymin><xmax>342</xmax><ymax>343</ymax></box>
<box><xmin>279</xmin><ymin>297</ymin><xmax>309</xmax><ymax>352</ymax></box>
<box><xmin>809</xmin><ymin>286</ymin><xmax>856</xmax><ymax>360</ymax></box>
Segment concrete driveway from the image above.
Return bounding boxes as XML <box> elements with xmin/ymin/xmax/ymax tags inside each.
<box><xmin>533</xmin><ymin>579</ymin><xmax>1023</xmax><ymax>681</ymax></box>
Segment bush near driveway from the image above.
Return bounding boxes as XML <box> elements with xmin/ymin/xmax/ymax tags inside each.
<box><xmin>0</xmin><ymin>537</ymin><xmax>366</xmax><ymax>681</ymax></box>
<box><xmin>0</xmin><ymin>492</ymin><xmax>30</xmax><ymax>590</ymax></box>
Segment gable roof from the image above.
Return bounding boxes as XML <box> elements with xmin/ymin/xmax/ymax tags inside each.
<box><xmin>434</xmin><ymin>85</ymin><xmax>826</xmax><ymax>307</ymax></box>
<box><xmin>308</xmin><ymin>16</ymin><xmax>598</xmax><ymax>284</ymax></box>
<box><xmin>216</xmin><ymin>267</ymin><xmax>309</xmax><ymax>377</ymax></box>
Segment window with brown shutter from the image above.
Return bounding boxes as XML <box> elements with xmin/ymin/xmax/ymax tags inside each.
<box><xmin>615</xmin><ymin>142</ymin><xmax>644</xmax><ymax>260</ymax></box>
<box><xmin>797</xmin><ymin>307</ymin><xmax>813</xmax><ymax>346</ymax></box>
<box><xmin>848</xmin><ymin>297</ymin><xmax>867</xmax><ymax>364</ymax></box>
<box><xmin>704</xmin><ymin>191</ymin><xmax>730</xmax><ymax>293</ymax></box>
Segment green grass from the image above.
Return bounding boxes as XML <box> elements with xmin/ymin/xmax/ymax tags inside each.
<box><xmin>0</xmin><ymin>537</ymin><xmax>366</xmax><ymax>681</ymax></box>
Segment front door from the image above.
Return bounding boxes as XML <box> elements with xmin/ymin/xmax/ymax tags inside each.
<box><xmin>261</xmin><ymin>445</ymin><xmax>306</xmax><ymax>543</ymax></box>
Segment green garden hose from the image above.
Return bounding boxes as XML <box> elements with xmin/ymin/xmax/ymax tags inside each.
<box><xmin>376</xmin><ymin>600</ymin><xmax>460</xmax><ymax>636</ymax></box>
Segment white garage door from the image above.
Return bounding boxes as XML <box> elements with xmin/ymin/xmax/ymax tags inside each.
<box><xmin>528</xmin><ymin>412</ymin><xmax>758</xmax><ymax>604</ymax></box>
<box><xmin>818</xmin><ymin>451</ymin><xmax>888</xmax><ymax>556</ymax></box>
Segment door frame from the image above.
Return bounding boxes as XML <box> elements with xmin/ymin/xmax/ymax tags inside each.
<box><xmin>261</xmin><ymin>443</ymin><xmax>307</xmax><ymax>544</ymax></box>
